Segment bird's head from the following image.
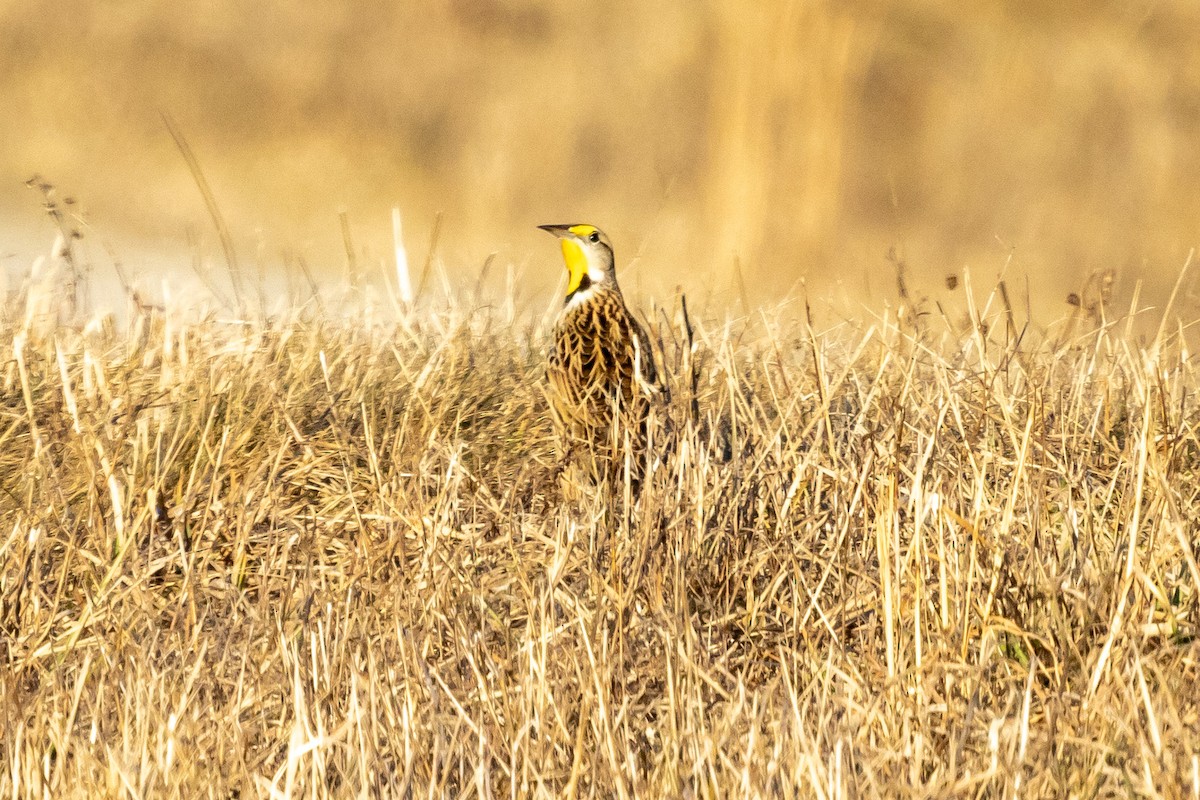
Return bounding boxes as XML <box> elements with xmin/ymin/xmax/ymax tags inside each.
<box><xmin>538</xmin><ymin>223</ymin><xmax>616</xmax><ymax>303</ymax></box>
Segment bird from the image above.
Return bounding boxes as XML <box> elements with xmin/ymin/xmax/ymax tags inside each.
<box><xmin>538</xmin><ymin>223</ymin><xmax>660</xmax><ymax>488</ymax></box>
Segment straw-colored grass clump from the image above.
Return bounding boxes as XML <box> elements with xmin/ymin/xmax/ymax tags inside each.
<box><xmin>1</xmin><ymin>276</ymin><xmax>1198</xmax><ymax>797</ymax></box>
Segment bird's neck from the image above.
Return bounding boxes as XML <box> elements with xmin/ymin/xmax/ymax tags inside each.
<box><xmin>564</xmin><ymin>273</ymin><xmax>593</xmax><ymax>306</ymax></box>
<box><xmin>563</xmin><ymin>277</ymin><xmax>621</xmax><ymax>312</ymax></box>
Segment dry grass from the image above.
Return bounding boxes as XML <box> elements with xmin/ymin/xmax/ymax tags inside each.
<box><xmin>2</xmin><ymin>248</ymin><xmax>1199</xmax><ymax>799</ymax></box>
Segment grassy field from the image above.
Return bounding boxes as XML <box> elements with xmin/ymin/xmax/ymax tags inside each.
<box><xmin>1</xmin><ymin>251</ymin><xmax>1198</xmax><ymax>798</ymax></box>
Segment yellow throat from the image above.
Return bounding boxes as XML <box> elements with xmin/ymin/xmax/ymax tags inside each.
<box><xmin>561</xmin><ymin>237</ymin><xmax>589</xmax><ymax>296</ymax></box>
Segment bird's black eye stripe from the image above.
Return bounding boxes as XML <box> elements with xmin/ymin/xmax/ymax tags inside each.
<box><xmin>589</xmin><ymin>232</ymin><xmax>600</xmax><ymax>243</ymax></box>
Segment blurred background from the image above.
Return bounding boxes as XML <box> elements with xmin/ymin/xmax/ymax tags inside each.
<box><xmin>1</xmin><ymin>0</ymin><xmax>1199</xmax><ymax>319</ymax></box>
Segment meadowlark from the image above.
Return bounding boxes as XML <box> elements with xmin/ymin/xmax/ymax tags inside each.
<box><xmin>539</xmin><ymin>223</ymin><xmax>660</xmax><ymax>486</ymax></box>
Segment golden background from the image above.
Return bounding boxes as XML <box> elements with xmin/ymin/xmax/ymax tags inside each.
<box><xmin>2</xmin><ymin>0</ymin><xmax>1198</xmax><ymax>316</ymax></box>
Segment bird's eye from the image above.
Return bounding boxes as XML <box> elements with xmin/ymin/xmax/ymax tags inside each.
<box><xmin>589</xmin><ymin>232</ymin><xmax>600</xmax><ymax>243</ymax></box>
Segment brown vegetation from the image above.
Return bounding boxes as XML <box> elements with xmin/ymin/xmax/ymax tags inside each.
<box><xmin>1</xmin><ymin>254</ymin><xmax>1198</xmax><ymax>795</ymax></box>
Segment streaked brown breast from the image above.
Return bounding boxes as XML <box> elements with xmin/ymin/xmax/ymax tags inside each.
<box><xmin>547</xmin><ymin>287</ymin><xmax>655</xmax><ymax>447</ymax></box>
